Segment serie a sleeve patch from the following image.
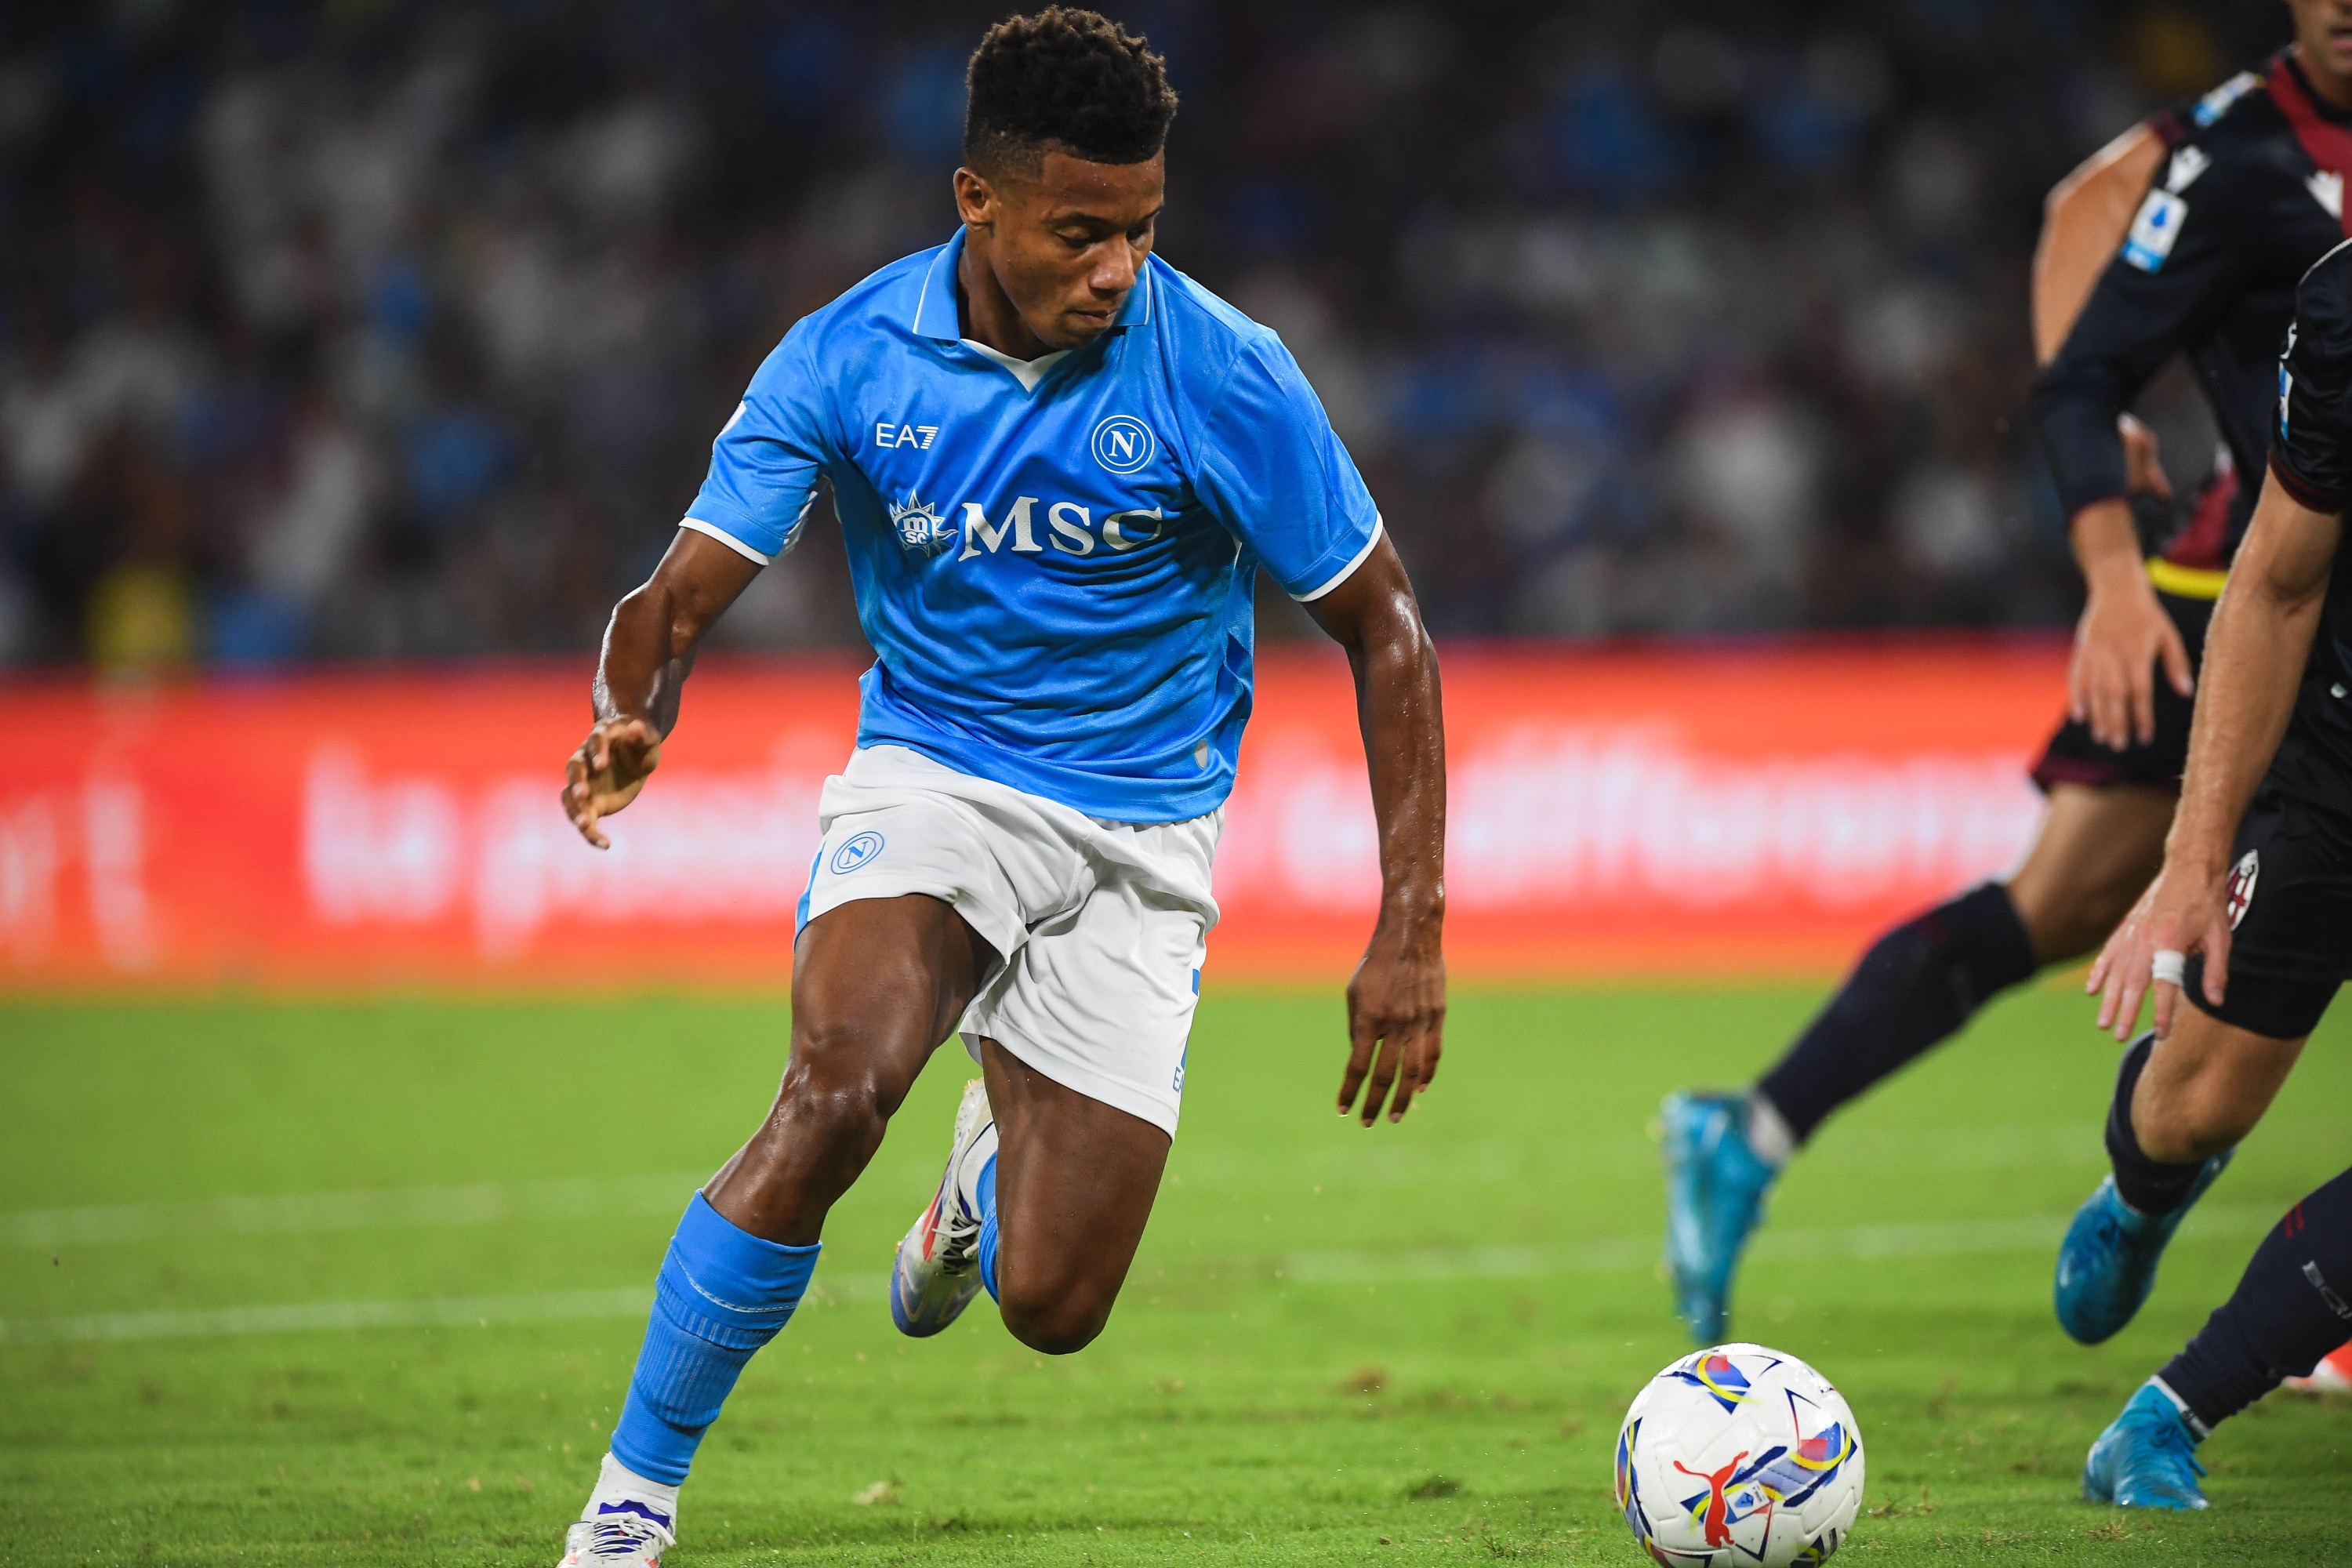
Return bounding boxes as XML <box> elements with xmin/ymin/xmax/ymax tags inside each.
<box><xmin>2122</xmin><ymin>188</ymin><xmax>2189</xmax><ymax>272</ymax></box>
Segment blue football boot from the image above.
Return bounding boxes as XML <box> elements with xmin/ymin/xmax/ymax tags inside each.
<box><xmin>2053</xmin><ymin>1152</ymin><xmax>2231</xmax><ymax>1345</ymax></box>
<box><xmin>1658</xmin><ymin>1091</ymin><xmax>1781</xmax><ymax>1345</ymax></box>
<box><xmin>2082</xmin><ymin>1382</ymin><xmax>2208</xmax><ymax>1510</ymax></box>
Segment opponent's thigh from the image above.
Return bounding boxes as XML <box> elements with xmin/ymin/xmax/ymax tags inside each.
<box><xmin>704</xmin><ymin>895</ymin><xmax>999</xmax><ymax>1244</ymax></box>
<box><xmin>2132</xmin><ymin>1005</ymin><xmax>2307</xmax><ymax>1163</ymax></box>
<box><xmin>2005</xmin><ymin>782</ymin><xmax>2176</xmax><ymax>963</ymax></box>
<box><xmin>979</xmin><ymin>1036</ymin><xmax>1171</xmax><ymax>1355</ymax></box>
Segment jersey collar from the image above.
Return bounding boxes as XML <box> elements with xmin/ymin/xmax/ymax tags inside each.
<box><xmin>911</xmin><ymin>229</ymin><xmax>1156</xmax><ymax>343</ymax></box>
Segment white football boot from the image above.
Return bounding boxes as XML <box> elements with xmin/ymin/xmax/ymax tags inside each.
<box><xmin>890</xmin><ymin>1076</ymin><xmax>996</xmax><ymax>1336</ymax></box>
<box><xmin>557</xmin><ymin>1454</ymin><xmax>677</xmax><ymax>1566</ymax></box>
<box><xmin>2286</xmin><ymin>1340</ymin><xmax>2352</xmax><ymax>1393</ymax></box>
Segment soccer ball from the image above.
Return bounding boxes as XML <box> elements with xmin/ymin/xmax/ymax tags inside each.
<box><xmin>1613</xmin><ymin>1343</ymin><xmax>1864</xmax><ymax>1566</ymax></box>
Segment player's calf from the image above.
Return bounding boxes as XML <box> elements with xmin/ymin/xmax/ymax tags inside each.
<box><xmin>2087</xmin><ymin>1163</ymin><xmax>2352</xmax><ymax>1507</ymax></box>
<box><xmin>2056</xmin><ymin>1032</ymin><xmax>2234</xmax><ymax>1345</ymax></box>
<box><xmin>2125</xmin><ymin>1004</ymin><xmax>2304</xmax><ymax>1164</ymax></box>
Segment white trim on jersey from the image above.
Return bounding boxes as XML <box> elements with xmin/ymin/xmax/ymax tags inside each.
<box><xmin>1291</xmin><ymin>515</ymin><xmax>1385</xmax><ymax>602</ymax></box>
<box><xmin>680</xmin><ymin>516</ymin><xmax>772</xmax><ymax>565</ymax></box>
<box><xmin>961</xmin><ymin>338</ymin><xmax>1073</xmax><ymax>393</ymax></box>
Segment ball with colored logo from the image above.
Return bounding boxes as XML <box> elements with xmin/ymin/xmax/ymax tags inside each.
<box><xmin>1614</xmin><ymin>1344</ymin><xmax>1864</xmax><ymax>1566</ymax></box>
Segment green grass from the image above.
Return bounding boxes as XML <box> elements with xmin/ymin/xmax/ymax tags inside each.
<box><xmin>4</xmin><ymin>983</ymin><xmax>2350</xmax><ymax>1566</ymax></box>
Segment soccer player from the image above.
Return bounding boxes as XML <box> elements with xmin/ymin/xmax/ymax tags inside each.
<box><xmin>1655</xmin><ymin>5</ymin><xmax>2352</xmax><ymax>1347</ymax></box>
<box><xmin>2069</xmin><ymin>234</ymin><xmax>2352</xmax><ymax>1510</ymax></box>
<box><xmin>548</xmin><ymin>13</ymin><xmax>1446</xmax><ymax>1564</ymax></box>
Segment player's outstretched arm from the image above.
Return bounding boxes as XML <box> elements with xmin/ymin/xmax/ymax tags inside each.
<box><xmin>561</xmin><ymin>528</ymin><xmax>761</xmax><ymax>849</ymax></box>
<box><xmin>2031</xmin><ymin>118</ymin><xmax>2219</xmax><ymax>751</ymax></box>
<box><xmin>1303</xmin><ymin>534</ymin><xmax>1446</xmax><ymax>1126</ymax></box>
<box><xmin>2031</xmin><ymin>122</ymin><xmax>2161</xmax><ymax>366</ymax></box>
<box><xmin>2090</xmin><ymin>473</ymin><xmax>2339</xmax><ymax>1037</ymax></box>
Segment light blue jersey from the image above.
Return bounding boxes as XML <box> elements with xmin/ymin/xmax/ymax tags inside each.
<box><xmin>681</xmin><ymin>230</ymin><xmax>1382</xmax><ymax>823</ymax></box>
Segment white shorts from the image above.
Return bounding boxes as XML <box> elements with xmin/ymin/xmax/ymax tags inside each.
<box><xmin>799</xmin><ymin>746</ymin><xmax>1221</xmax><ymax>1136</ymax></box>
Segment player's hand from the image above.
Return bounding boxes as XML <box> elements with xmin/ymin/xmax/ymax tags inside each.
<box><xmin>2118</xmin><ymin>412</ymin><xmax>2173</xmax><ymax>503</ymax></box>
<box><xmin>2086</xmin><ymin>856</ymin><xmax>2232</xmax><ymax>1041</ymax></box>
<box><xmin>562</xmin><ymin>716</ymin><xmax>662</xmax><ymax>850</ymax></box>
<box><xmin>1338</xmin><ymin>917</ymin><xmax>1445</xmax><ymax>1126</ymax></box>
<box><xmin>2068</xmin><ymin>568</ymin><xmax>2194</xmax><ymax>752</ymax></box>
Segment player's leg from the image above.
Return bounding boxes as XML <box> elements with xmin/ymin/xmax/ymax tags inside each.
<box><xmin>977</xmin><ymin>1036</ymin><xmax>1170</xmax><ymax>1352</ymax></box>
<box><xmin>1660</xmin><ymin>782</ymin><xmax>2171</xmax><ymax>1343</ymax></box>
<box><xmin>885</xmin><ymin>1036</ymin><xmax>1171</xmax><ymax>1352</ymax></box>
<box><xmin>563</xmin><ymin>893</ymin><xmax>994</xmax><ymax>1566</ymax></box>
<box><xmin>2056</xmin><ymin>788</ymin><xmax>2345</xmax><ymax>1346</ymax></box>
<box><xmin>894</xmin><ymin>804</ymin><xmax>1213</xmax><ymax>1354</ymax></box>
<box><xmin>2054</xmin><ymin>1007</ymin><xmax>2305</xmax><ymax>1345</ymax></box>
<box><xmin>1760</xmin><ymin>782</ymin><xmax>2173</xmax><ymax>1145</ymax></box>
<box><xmin>2084</xmin><ymin>1161</ymin><xmax>2352</xmax><ymax>1509</ymax></box>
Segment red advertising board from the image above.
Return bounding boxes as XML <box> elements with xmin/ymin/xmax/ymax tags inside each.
<box><xmin>0</xmin><ymin>641</ymin><xmax>2069</xmax><ymax>988</ymax></box>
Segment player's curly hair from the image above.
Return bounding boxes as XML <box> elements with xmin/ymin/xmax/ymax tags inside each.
<box><xmin>964</xmin><ymin>8</ymin><xmax>1178</xmax><ymax>174</ymax></box>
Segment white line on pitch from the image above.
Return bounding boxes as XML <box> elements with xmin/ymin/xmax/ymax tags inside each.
<box><xmin>0</xmin><ymin>1174</ymin><xmax>712</xmax><ymax>1250</ymax></box>
<box><xmin>1</xmin><ymin>1123</ymin><xmax>2122</xmax><ymax>1251</ymax></box>
<box><xmin>1278</xmin><ymin>1203</ymin><xmax>2285</xmax><ymax>1284</ymax></box>
<box><xmin>0</xmin><ymin>1287</ymin><xmax>655</xmax><ymax>1345</ymax></box>
<box><xmin>5</xmin><ymin>1205</ymin><xmax>2283</xmax><ymax>1344</ymax></box>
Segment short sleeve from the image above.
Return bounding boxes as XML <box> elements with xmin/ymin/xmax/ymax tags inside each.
<box><xmin>2271</xmin><ymin>245</ymin><xmax>2352</xmax><ymax>515</ymax></box>
<box><xmin>2031</xmin><ymin>132</ymin><xmax>2257</xmax><ymax>521</ymax></box>
<box><xmin>1192</xmin><ymin>336</ymin><xmax>1382</xmax><ymax>601</ymax></box>
<box><xmin>681</xmin><ymin>325</ymin><xmax>836</xmax><ymax>564</ymax></box>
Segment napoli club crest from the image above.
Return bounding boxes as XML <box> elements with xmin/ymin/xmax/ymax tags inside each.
<box><xmin>2226</xmin><ymin>849</ymin><xmax>2259</xmax><ymax>930</ymax></box>
<box><xmin>887</xmin><ymin>492</ymin><xmax>956</xmax><ymax>557</ymax></box>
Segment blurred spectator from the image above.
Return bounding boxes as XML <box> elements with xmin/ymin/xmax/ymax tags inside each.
<box><xmin>0</xmin><ymin>1</ymin><xmax>2278</xmax><ymax>668</ymax></box>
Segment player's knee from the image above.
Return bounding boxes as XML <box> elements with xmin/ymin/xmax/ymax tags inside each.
<box><xmin>774</xmin><ymin>1020</ymin><xmax>902</xmax><ymax>1146</ymax></box>
<box><xmin>997</xmin><ymin>1283</ymin><xmax>1111</xmax><ymax>1356</ymax></box>
<box><xmin>2133</xmin><ymin>1083</ymin><xmax>2249</xmax><ymax>1163</ymax></box>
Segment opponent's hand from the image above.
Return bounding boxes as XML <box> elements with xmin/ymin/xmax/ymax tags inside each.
<box><xmin>2086</xmin><ymin>857</ymin><xmax>2232</xmax><ymax>1041</ymax></box>
<box><xmin>562</xmin><ymin>716</ymin><xmax>662</xmax><ymax>850</ymax></box>
<box><xmin>2119</xmin><ymin>412</ymin><xmax>2174</xmax><ymax>503</ymax></box>
<box><xmin>1338</xmin><ymin>919</ymin><xmax>1445</xmax><ymax>1126</ymax></box>
<box><xmin>2069</xmin><ymin>568</ymin><xmax>2194</xmax><ymax>751</ymax></box>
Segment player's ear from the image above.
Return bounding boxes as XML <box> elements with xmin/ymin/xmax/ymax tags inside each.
<box><xmin>953</xmin><ymin>166</ymin><xmax>996</xmax><ymax>230</ymax></box>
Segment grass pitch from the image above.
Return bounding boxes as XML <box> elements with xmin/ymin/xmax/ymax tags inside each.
<box><xmin>4</xmin><ymin>982</ymin><xmax>2350</xmax><ymax>1566</ymax></box>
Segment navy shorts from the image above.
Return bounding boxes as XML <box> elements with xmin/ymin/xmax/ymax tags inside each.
<box><xmin>2031</xmin><ymin>591</ymin><xmax>2213</xmax><ymax>793</ymax></box>
<box><xmin>2183</xmin><ymin>779</ymin><xmax>2352</xmax><ymax>1042</ymax></box>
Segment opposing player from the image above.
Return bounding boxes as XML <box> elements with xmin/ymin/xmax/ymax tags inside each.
<box><xmin>1656</xmin><ymin>5</ymin><xmax>2352</xmax><ymax>1346</ymax></box>
<box><xmin>2071</xmin><ymin>235</ymin><xmax>2352</xmax><ymax>1509</ymax></box>
<box><xmin>549</xmin><ymin>13</ymin><xmax>1446</xmax><ymax>1563</ymax></box>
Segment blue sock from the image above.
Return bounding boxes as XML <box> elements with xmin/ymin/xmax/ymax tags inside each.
<box><xmin>609</xmin><ymin>1192</ymin><xmax>818</xmax><ymax>1486</ymax></box>
<box><xmin>976</xmin><ymin>1152</ymin><xmax>1000</xmax><ymax>1302</ymax></box>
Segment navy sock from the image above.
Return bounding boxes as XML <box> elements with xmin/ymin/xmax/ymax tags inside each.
<box><xmin>1754</xmin><ymin>883</ymin><xmax>2038</xmax><ymax>1143</ymax></box>
<box><xmin>609</xmin><ymin>1192</ymin><xmax>819</xmax><ymax>1486</ymax></box>
<box><xmin>2158</xmin><ymin>1164</ymin><xmax>2352</xmax><ymax>1432</ymax></box>
<box><xmin>2105</xmin><ymin>1032</ymin><xmax>2211</xmax><ymax>1217</ymax></box>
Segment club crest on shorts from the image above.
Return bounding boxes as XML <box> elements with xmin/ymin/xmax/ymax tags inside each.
<box><xmin>830</xmin><ymin>831</ymin><xmax>885</xmax><ymax>874</ymax></box>
<box><xmin>2226</xmin><ymin>848</ymin><xmax>2259</xmax><ymax>929</ymax></box>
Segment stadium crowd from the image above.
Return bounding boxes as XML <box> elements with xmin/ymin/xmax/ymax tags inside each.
<box><xmin>0</xmin><ymin>1</ymin><xmax>2275</xmax><ymax>669</ymax></box>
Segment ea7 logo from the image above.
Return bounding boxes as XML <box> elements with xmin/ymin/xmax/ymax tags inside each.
<box><xmin>876</xmin><ymin>422</ymin><xmax>938</xmax><ymax>449</ymax></box>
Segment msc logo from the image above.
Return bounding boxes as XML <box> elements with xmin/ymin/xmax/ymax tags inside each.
<box><xmin>830</xmin><ymin>831</ymin><xmax>885</xmax><ymax>875</ymax></box>
<box><xmin>954</xmin><ymin>495</ymin><xmax>1167</xmax><ymax>559</ymax></box>
<box><xmin>876</xmin><ymin>421</ymin><xmax>938</xmax><ymax>449</ymax></box>
<box><xmin>887</xmin><ymin>492</ymin><xmax>956</xmax><ymax>557</ymax></box>
<box><xmin>1091</xmin><ymin>414</ymin><xmax>1155</xmax><ymax>474</ymax></box>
